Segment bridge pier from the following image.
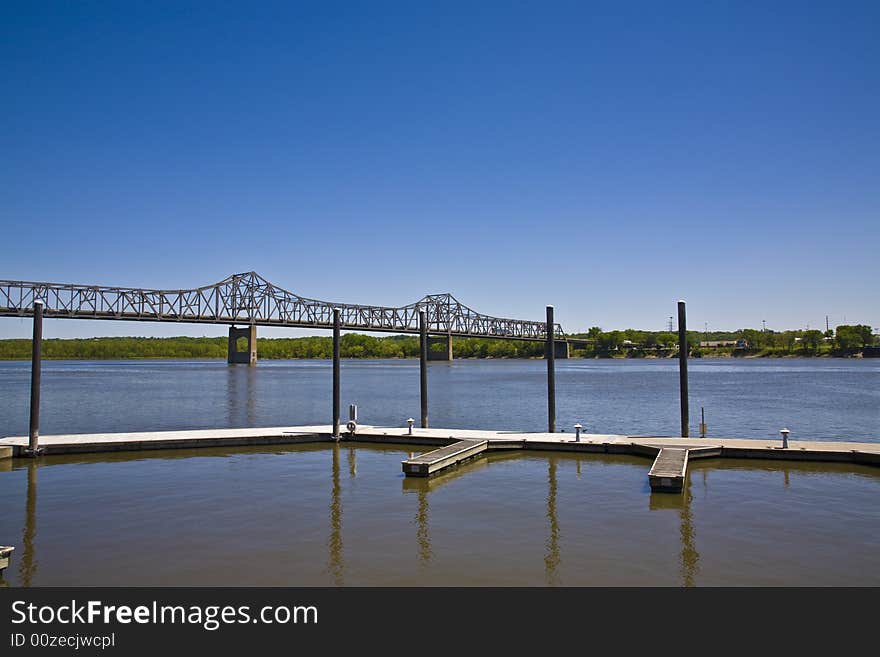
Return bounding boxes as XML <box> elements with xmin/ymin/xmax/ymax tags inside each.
<box><xmin>426</xmin><ymin>334</ymin><xmax>453</xmax><ymax>361</ymax></box>
<box><xmin>544</xmin><ymin>340</ymin><xmax>569</xmax><ymax>359</ymax></box>
<box><xmin>228</xmin><ymin>325</ymin><xmax>257</xmax><ymax>365</ymax></box>
<box><xmin>553</xmin><ymin>340</ymin><xmax>570</xmax><ymax>359</ymax></box>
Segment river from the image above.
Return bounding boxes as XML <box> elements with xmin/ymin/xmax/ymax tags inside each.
<box><xmin>0</xmin><ymin>358</ymin><xmax>877</xmax><ymax>586</ymax></box>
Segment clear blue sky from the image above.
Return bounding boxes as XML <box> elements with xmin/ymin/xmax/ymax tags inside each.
<box><xmin>2</xmin><ymin>1</ymin><xmax>878</xmax><ymax>339</ymax></box>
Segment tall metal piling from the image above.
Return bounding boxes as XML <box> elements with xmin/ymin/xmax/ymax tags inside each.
<box><xmin>333</xmin><ymin>307</ymin><xmax>341</xmax><ymax>439</ymax></box>
<box><xmin>27</xmin><ymin>300</ymin><xmax>44</xmax><ymax>456</ymax></box>
<box><xmin>547</xmin><ymin>305</ymin><xmax>556</xmax><ymax>433</ymax></box>
<box><xmin>678</xmin><ymin>300</ymin><xmax>689</xmax><ymax>438</ymax></box>
<box><xmin>419</xmin><ymin>309</ymin><xmax>428</xmax><ymax>428</ymax></box>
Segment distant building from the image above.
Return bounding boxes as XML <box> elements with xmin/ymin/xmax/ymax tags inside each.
<box><xmin>699</xmin><ymin>340</ymin><xmax>736</xmax><ymax>348</ymax></box>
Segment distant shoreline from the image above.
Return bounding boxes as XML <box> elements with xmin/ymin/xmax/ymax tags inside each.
<box><xmin>0</xmin><ymin>335</ymin><xmax>873</xmax><ymax>360</ymax></box>
<box><xmin>0</xmin><ymin>353</ymin><xmax>868</xmax><ymax>361</ymax></box>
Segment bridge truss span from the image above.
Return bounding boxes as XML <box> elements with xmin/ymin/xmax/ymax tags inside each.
<box><xmin>0</xmin><ymin>272</ymin><xmax>565</xmax><ymax>341</ymax></box>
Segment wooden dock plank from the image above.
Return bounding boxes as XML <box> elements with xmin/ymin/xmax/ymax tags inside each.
<box><xmin>648</xmin><ymin>448</ymin><xmax>689</xmax><ymax>493</ymax></box>
<box><xmin>402</xmin><ymin>439</ymin><xmax>488</xmax><ymax>477</ymax></box>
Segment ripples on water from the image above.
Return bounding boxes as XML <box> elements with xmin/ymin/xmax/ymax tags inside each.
<box><xmin>0</xmin><ymin>358</ymin><xmax>877</xmax><ymax>440</ymax></box>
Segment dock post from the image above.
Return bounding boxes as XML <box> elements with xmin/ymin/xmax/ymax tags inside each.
<box><xmin>419</xmin><ymin>309</ymin><xmax>428</xmax><ymax>428</ymax></box>
<box><xmin>780</xmin><ymin>427</ymin><xmax>789</xmax><ymax>449</ymax></box>
<box><xmin>27</xmin><ymin>300</ymin><xmax>44</xmax><ymax>456</ymax></box>
<box><xmin>333</xmin><ymin>307</ymin><xmax>341</xmax><ymax>439</ymax></box>
<box><xmin>546</xmin><ymin>305</ymin><xmax>556</xmax><ymax>433</ymax></box>
<box><xmin>677</xmin><ymin>300</ymin><xmax>689</xmax><ymax>438</ymax></box>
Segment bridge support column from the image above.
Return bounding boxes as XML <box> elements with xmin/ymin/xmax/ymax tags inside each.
<box><xmin>544</xmin><ymin>341</ymin><xmax>568</xmax><ymax>359</ymax></box>
<box><xmin>228</xmin><ymin>325</ymin><xmax>257</xmax><ymax>365</ymax></box>
<box><xmin>426</xmin><ymin>334</ymin><xmax>453</xmax><ymax>361</ymax></box>
<box><xmin>553</xmin><ymin>340</ymin><xmax>570</xmax><ymax>359</ymax></box>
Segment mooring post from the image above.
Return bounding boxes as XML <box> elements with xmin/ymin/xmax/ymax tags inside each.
<box><xmin>547</xmin><ymin>305</ymin><xmax>556</xmax><ymax>433</ymax></box>
<box><xmin>333</xmin><ymin>307</ymin><xmax>341</xmax><ymax>439</ymax></box>
<box><xmin>419</xmin><ymin>309</ymin><xmax>428</xmax><ymax>428</ymax></box>
<box><xmin>677</xmin><ymin>300</ymin><xmax>689</xmax><ymax>438</ymax></box>
<box><xmin>27</xmin><ymin>300</ymin><xmax>44</xmax><ymax>456</ymax></box>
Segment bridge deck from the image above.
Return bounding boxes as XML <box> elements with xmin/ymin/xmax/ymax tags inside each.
<box><xmin>0</xmin><ymin>272</ymin><xmax>566</xmax><ymax>341</ymax></box>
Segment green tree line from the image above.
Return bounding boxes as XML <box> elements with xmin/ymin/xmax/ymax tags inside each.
<box><xmin>0</xmin><ymin>325</ymin><xmax>874</xmax><ymax>360</ymax></box>
<box><xmin>569</xmin><ymin>324</ymin><xmax>877</xmax><ymax>357</ymax></box>
<box><xmin>0</xmin><ymin>334</ymin><xmax>544</xmax><ymax>360</ymax></box>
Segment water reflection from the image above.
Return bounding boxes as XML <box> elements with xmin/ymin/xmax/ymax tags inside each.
<box><xmin>679</xmin><ymin>482</ymin><xmax>699</xmax><ymax>587</ymax></box>
<box><xmin>2</xmin><ymin>446</ymin><xmax>876</xmax><ymax>587</ymax></box>
<box><xmin>226</xmin><ymin>365</ymin><xmax>257</xmax><ymax>427</ymax></box>
<box><xmin>327</xmin><ymin>444</ymin><xmax>344</xmax><ymax>585</ymax></box>
<box><xmin>416</xmin><ymin>487</ymin><xmax>431</xmax><ymax>568</ymax></box>
<box><xmin>401</xmin><ymin>459</ymin><xmax>501</xmax><ymax>568</ymax></box>
<box><xmin>648</xmin><ymin>477</ymin><xmax>700</xmax><ymax>587</ymax></box>
<box><xmin>19</xmin><ymin>461</ymin><xmax>38</xmax><ymax>587</ymax></box>
<box><xmin>347</xmin><ymin>446</ymin><xmax>357</xmax><ymax>479</ymax></box>
<box><xmin>402</xmin><ymin>456</ymin><xmax>490</xmax><ymax>494</ymax></box>
<box><xmin>544</xmin><ymin>457</ymin><xmax>560</xmax><ymax>586</ymax></box>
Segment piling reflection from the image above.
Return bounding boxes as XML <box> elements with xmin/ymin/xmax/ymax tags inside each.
<box><xmin>20</xmin><ymin>461</ymin><xmax>38</xmax><ymax>587</ymax></box>
<box><xmin>225</xmin><ymin>365</ymin><xmax>257</xmax><ymax>427</ymax></box>
<box><xmin>347</xmin><ymin>446</ymin><xmax>357</xmax><ymax>479</ymax></box>
<box><xmin>678</xmin><ymin>481</ymin><xmax>699</xmax><ymax>587</ymax></box>
<box><xmin>400</xmin><ymin>479</ymin><xmax>434</xmax><ymax>568</ymax></box>
<box><xmin>648</xmin><ymin>476</ymin><xmax>700</xmax><ymax>587</ymax></box>
<box><xmin>544</xmin><ymin>457</ymin><xmax>560</xmax><ymax>586</ymax></box>
<box><xmin>327</xmin><ymin>444</ymin><xmax>344</xmax><ymax>585</ymax></box>
<box><xmin>401</xmin><ymin>456</ymin><xmax>500</xmax><ymax>567</ymax></box>
<box><xmin>416</xmin><ymin>487</ymin><xmax>431</xmax><ymax>567</ymax></box>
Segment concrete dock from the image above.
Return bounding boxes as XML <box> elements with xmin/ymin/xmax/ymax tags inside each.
<box><xmin>0</xmin><ymin>426</ymin><xmax>326</xmax><ymax>456</ymax></box>
<box><xmin>1</xmin><ymin>424</ymin><xmax>878</xmax><ymax>492</ymax></box>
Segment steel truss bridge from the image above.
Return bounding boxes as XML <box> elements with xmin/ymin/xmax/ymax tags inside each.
<box><xmin>0</xmin><ymin>271</ymin><xmax>565</xmax><ymax>341</ymax></box>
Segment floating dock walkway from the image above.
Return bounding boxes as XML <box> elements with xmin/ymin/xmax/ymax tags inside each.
<box><xmin>1</xmin><ymin>425</ymin><xmax>878</xmax><ymax>494</ymax></box>
<box><xmin>402</xmin><ymin>439</ymin><xmax>488</xmax><ymax>476</ymax></box>
<box><xmin>648</xmin><ymin>448</ymin><xmax>689</xmax><ymax>492</ymax></box>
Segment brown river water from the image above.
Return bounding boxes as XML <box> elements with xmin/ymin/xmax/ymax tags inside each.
<box><xmin>1</xmin><ymin>442</ymin><xmax>877</xmax><ymax>586</ymax></box>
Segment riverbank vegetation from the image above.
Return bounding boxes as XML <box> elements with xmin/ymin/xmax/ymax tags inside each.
<box><xmin>568</xmin><ymin>324</ymin><xmax>877</xmax><ymax>358</ymax></box>
<box><xmin>0</xmin><ymin>325</ymin><xmax>874</xmax><ymax>360</ymax></box>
